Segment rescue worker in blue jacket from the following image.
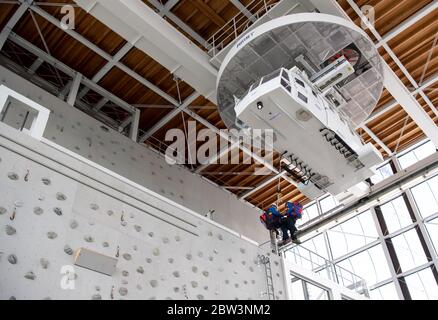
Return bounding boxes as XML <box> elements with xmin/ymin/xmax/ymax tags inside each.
<box><xmin>265</xmin><ymin>204</ymin><xmax>283</xmax><ymax>235</ymax></box>
<box><xmin>281</xmin><ymin>201</ymin><xmax>302</xmax><ymax>245</ymax></box>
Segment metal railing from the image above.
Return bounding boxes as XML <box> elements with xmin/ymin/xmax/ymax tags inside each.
<box><xmin>206</xmin><ymin>0</ymin><xmax>280</xmax><ymax>57</ymax></box>
<box><xmin>284</xmin><ymin>245</ymin><xmax>369</xmax><ymax>297</ymax></box>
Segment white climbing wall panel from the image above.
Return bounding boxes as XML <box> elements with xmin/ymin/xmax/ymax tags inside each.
<box><xmin>0</xmin><ymin>65</ymin><xmax>268</xmax><ymax>244</ymax></box>
<box><xmin>0</xmin><ymin>123</ymin><xmax>286</xmax><ymax>300</ymax></box>
<box><xmin>0</xmin><ymin>66</ymin><xmax>287</xmax><ymax>300</ymax></box>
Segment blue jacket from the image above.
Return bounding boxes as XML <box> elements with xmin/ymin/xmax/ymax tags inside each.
<box><xmin>285</xmin><ymin>202</ymin><xmax>294</xmax><ymax>216</ymax></box>
<box><xmin>266</xmin><ymin>205</ymin><xmax>282</xmax><ymax>218</ymax></box>
<box><xmin>285</xmin><ymin>201</ymin><xmax>303</xmax><ymax>219</ymax></box>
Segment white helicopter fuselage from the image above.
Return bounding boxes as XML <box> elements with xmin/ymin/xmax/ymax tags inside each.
<box><xmin>235</xmin><ymin>67</ymin><xmax>383</xmax><ymax>199</ymax></box>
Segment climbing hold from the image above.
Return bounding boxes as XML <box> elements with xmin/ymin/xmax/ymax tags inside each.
<box><xmin>102</xmin><ymin>242</ymin><xmax>109</xmax><ymax>248</ymax></box>
<box><xmin>175</xmin><ymin>236</ymin><xmax>181</xmax><ymax>242</ymax></box>
<box><xmin>47</xmin><ymin>231</ymin><xmax>58</xmax><ymax>239</ymax></box>
<box><xmin>197</xmin><ymin>294</ymin><xmax>204</xmax><ymax>300</ymax></box>
<box><xmin>33</xmin><ymin>207</ymin><xmax>44</xmax><ymax>215</ymax></box>
<box><xmin>202</xmin><ymin>271</ymin><xmax>209</xmax><ymax>277</ymax></box>
<box><xmin>64</xmin><ymin>245</ymin><xmax>74</xmax><ymax>256</ymax></box>
<box><xmin>152</xmin><ymin>248</ymin><xmax>160</xmax><ymax>256</ymax></box>
<box><xmin>191</xmin><ymin>266</ymin><xmax>198</xmax><ymax>273</ymax></box>
<box><xmin>84</xmin><ymin>235</ymin><xmax>94</xmax><ymax>243</ymax></box>
<box><xmin>146</xmin><ymin>258</ymin><xmax>152</xmax><ymax>264</ymax></box>
<box><xmin>172</xmin><ymin>271</ymin><xmax>180</xmax><ymax>278</ymax></box>
<box><xmin>90</xmin><ymin>203</ymin><xmax>99</xmax><ymax>211</ymax></box>
<box><xmin>53</xmin><ymin>207</ymin><xmax>63</xmax><ymax>216</ymax></box>
<box><xmin>149</xmin><ymin>280</ymin><xmax>158</xmax><ymax>288</ymax></box>
<box><xmin>162</xmin><ymin>237</ymin><xmax>169</xmax><ymax>244</ymax></box>
<box><xmin>9</xmin><ymin>208</ymin><xmax>16</xmax><ymax>221</ymax></box>
<box><xmin>148</xmin><ymin>232</ymin><xmax>154</xmax><ymax>238</ymax></box>
<box><xmin>122</xmin><ymin>253</ymin><xmax>132</xmax><ymax>261</ymax></box>
<box><xmin>191</xmin><ymin>281</ymin><xmax>198</xmax><ymax>288</ymax></box>
<box><xmin>107</xmin><ymin>210</ymin><xmax>114</xmax><ymax>216</ymax></box>
<box><xmin>119</xmin><ymin>287</ymin><xmax>128</xmax><ymax>296</ymax></box>
<box><xmin>24</xmin><ymin>271</ymin><xmax>36</xmax><ymax>280</ymax></box>
<box><xmin>134</xmin><ymin>225</ymin><xmax>142</xmax><ymax>232</ymax></box>
<box><xmin>8</xmin><ymin>254</ymin><xmax>17</xmax><ymax>264</ymax></box>
<box><xmin>185</xmin><ymin>254</ymin><xmax>192</xmax><ymax>261</ymax></box>
<box><xmin>24</xmin><ymin>170</ymin><xmax>29</xmax><ymax>182</ymax></box>
<box><xmin>5</xmin><ymin>225</ymin><xmax>16</xmax><ymax>236</ymax></box>
<box><xmin>168</xmin><ymin>258</ymin><xmax>174</xmax><ymax>264</ymax></box>
<box><xmin>240</xmin><ymin>248</ymin><xmax>246</xmax><ymax>254</ymax></box>
<box><xmin>0</xmin><ymin>207</ymin><xmax>7</xmax><ymax>215</ymax></box>
<box><xmin>41</xmin><ymin>178</ymin><xmax>51</xmax><ymax>185</ymax></box>
<box><xmin>91</xmin><ymin>294</ymin><xmax>102</xmax><ymax>300</ymax></box>
<box><xmin>40</xmin><ymin>258</ymin><xmax>49</xmax><ymax>269</ymax></box>
<box><xmin>122</xmin><ymin>270</ymin><xmax>129</xmax><ymax>277</ymax></box>
<box><xmin>8</xmin><ymin>172</ymin><xmax>19</xmax><ymax>180</ymax></box>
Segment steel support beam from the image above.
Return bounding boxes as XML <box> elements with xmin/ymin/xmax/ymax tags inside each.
<box><xmin>148</xmin><ymin>0</ymin><xmax>207</xmax><ymax>48</ymax></box>
<box><xmin>8</xmin><ymin>32</ymin><xmax>137</xmax><ymax>114</ymax></box>
<box><xmin>183</xmin><ymin>108</ymin><xmax>298</xmax><ymax>187</ymax></box>
<box><xmin>130</xmin><ymin>108</ymin><xmax>141</xmax><ymax>142</ymax></box>
<box><xmin>195</xmin><ymin>140</ymin><xmax>240</xmax><ymax>173</ymax></box>
<box><xmin>362</xmin><ymin>125</ymin><xmax>393</xmax><ymax>156</ymax></box>
<box><xmin>240</xmin><ymin>171</ymin><xmax>287</xmax><ymax>199</ymax></box>
<box><xmin>382</xmin><ymin>63</ymin><xmax>438</xmax><ymax>148</ymax></box>
<box><xmin>0</xmin><ymin>0</ymin><xmax>31</xmax><ymax>50</ymax></box>
<box><xmin>67</xmin><ymin>72</ymin><xmax>82</xmax><ymax>106</ymax></box>
<box><xmin>229</xmin><ymin>0</ymin><xmax>256</xmax><ymax>22</ymax></box>
<box><xmin>74</xmin><ymin>0</ymin><xmax>218</xmax><ymax>102</ymax></box>
<box><xmin>28</xmin><ymin>57</ymin><xmax>43</xmax><ymax>75</ymax></box>
<box><xmin>78</xmin><ymin>41</ymin><xmax>136</xmax><ymax>100</ymax></box>
<box><xmin>30</xmin><ymin>4</ymin><xmax>179</xmax><ymax>107</ymax></box>
<box><xmin>376</xmin><ymin>1</ymin><xmax>438</xmax><ymax>48</ymax></box>
<box><xmin>138</xmin><ymin>92</ymin><xmax>200</xmax><ymax>142</ymax></box>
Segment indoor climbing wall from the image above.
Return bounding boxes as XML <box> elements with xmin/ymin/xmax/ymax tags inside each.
<box><xmin>0</xmin><ymin>66</ymin><xmax>268</xmax><ymax>244</ymax></box>
<box><xmin>0</xmin><ymin>121</ymin><xmax>287</xmax><ymax>300</ymax></box>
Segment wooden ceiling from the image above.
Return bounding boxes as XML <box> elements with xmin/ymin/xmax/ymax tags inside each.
<box><xmin>0</xmin><ymin>0</ymin><xmax>436</xmax><ymax>212</ymax></box>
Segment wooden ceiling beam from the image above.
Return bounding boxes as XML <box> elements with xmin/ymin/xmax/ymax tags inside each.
<box><xmin>188</xmin><ymin>0</ymin><xmax>226</xmax><ymax>27</ymax></box>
